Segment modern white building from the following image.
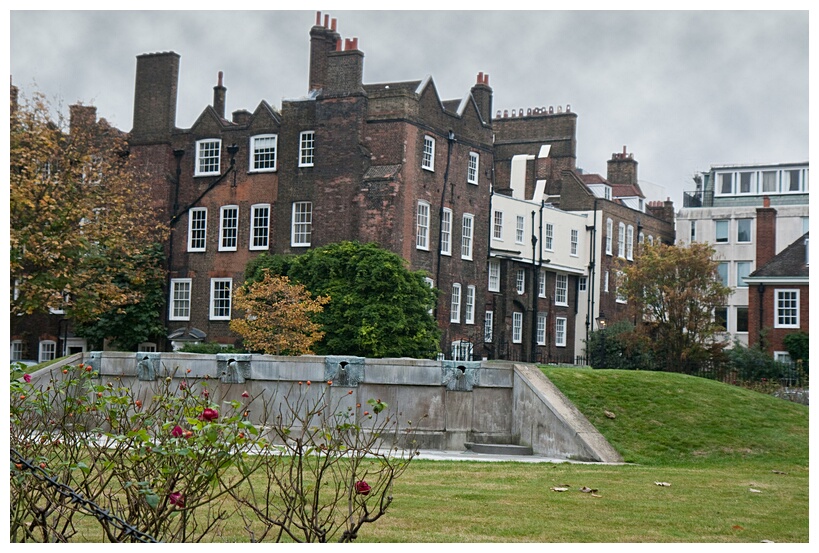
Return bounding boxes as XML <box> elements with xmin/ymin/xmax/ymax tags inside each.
<box><xmin>676</xmin><ymin>161</ymin><xmax>809</xmax><ymax>346</ymax></box>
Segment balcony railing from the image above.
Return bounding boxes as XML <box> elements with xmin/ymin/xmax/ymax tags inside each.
<box><xmin>683</xmin><ymin>190</ymin><xmax>714</xmax><ymax>208</ymax></box>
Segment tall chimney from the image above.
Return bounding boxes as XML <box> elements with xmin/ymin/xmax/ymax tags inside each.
<box><xmin>756</xmin><ymin>196</ymin><xmax>777</xmax><ymax>268</ymax></box>
<box><xmin>132</xmin><ymin>51</ymin><xmax>180</xmax><ymax>141</ymax></box>
<box><xmin>471</xmin><ymin>71</ymin><xmax>493</xmax><ymax>124</ymax></box>
<box><xmin>213</xmin><ymin>71</ymin><xmax>226</xmax><ymax>119</ymax></box>
<box><xmin>309</xmin><ymin>11</ymin><xmax>341</xmax><ymax>93</ymax></box>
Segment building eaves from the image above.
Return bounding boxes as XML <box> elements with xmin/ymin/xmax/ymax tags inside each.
<box><xmin>748</xmin><ymin>232</ymin><xmax>809</xmax><ymax>279</ymax></box>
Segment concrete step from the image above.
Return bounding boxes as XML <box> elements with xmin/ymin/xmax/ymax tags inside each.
<box><xmin>464</xmin><ymin>442</ymin><xmax>534</xmax><ymax>456</ymax></box>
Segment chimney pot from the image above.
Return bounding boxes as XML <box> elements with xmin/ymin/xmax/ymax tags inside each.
<box><xmin>763</xmin><ymin>196</ymin><xmax>770</xmax><ymax>208</ymax></box>
<box><xmin>336</xmin><ymin>39</ymin><xmax>342</xmax><ymax>51</ymax></box>
<box><xmin>331</xmin><ymin>18</ymin><xmax>337</xmax><ymax>31</ymax></box>
<box><xmin>217</xmin><ymin>71</ymin><xmax>223</xmax><ymax>87</ymax></box>
<box><xmin>316</xmin><ymin>11</ymin><xmax>321</xmax><ymax>25</ymax></box>
<box><xmin>324</xmin><ymin>14</ymin><xmax>329</xmax><ymax>28</ymax></box>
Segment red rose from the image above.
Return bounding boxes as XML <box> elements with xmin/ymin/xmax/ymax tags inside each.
<box><xmin>23</xmin><ymin>374</ymin><xmax>31</xmax><ymax>383</ymax></box>
<box><xmin>169</xmin><ymin>491</ymin><xmax>185</xmax><ymax>507</ymax></box>
<box><xmin>354</xmin><ymin>480</ymin><xmax>371</xmax><ymax>495</ymax></box>
<box><xmin>171</xmin><ymin>425</ymin><xmax>184</xmax><ymax>437</ymax></box>
<box><xmin>199</xmin><ymin>408</ymin><xmax>219</xmax><ymax>422</ymax></box>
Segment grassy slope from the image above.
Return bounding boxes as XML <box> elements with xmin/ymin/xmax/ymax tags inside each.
<box><xmin>540</xmin><ymin>367</ymin><xmax>809</xmax><ymax>466</ymax></box>
<box><xmin>361</xmin><ymin>368</ymin><xmax>809</xmax><ymax>543</ymax></box>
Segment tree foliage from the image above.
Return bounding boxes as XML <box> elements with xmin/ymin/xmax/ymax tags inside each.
<box><xmin>245</xmin><ymin>242</ymin><xmax>441</xmax><ymax>359</ymax></box>
<box><xmin>73</xmin><ymin>244</ymin><xmax>167</xmax><ymax>351</ymax></box>
<box><xmin>10</xmin><ymin>90</ymin><xmax>166</xmax><ymax>324</ymax></box>
<box><xmin>617</xmin><ymin>241</ymin><xmax>731</xmax><ymax>373</ymax></box>
<box><xmin>229</xmin><ymin>271</ymin><xmax>329</xmax><ymax>355</ymax></box>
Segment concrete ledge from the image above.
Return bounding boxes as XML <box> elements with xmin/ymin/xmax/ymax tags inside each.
<box><xmin>465</xmin><ymin>442</ymin><xmax>533</xmax><ymax>456</ymax></box>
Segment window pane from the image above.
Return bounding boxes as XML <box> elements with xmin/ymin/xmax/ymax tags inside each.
<box><xmin>761</xmin><ymin>171</ymin><xmax>777</xmax><ymax>192</ymax></box>
<box><xmin>717</xmin><ymin>263</ymin><xmax>729</xmax><ymax>286</ymax></box>
<box><xmin>718</xmin><ymin>173</ymin><xmax>733</xmax><ymax>194</ymax></box>
<box><xmin>715</xmin><ymin>220</ymin><xmax>729</xmax><ymax>243</ymax></box>
<box><xmin>737</xmin><ymin>219</ymin><xmax>751</xmax><ymax>243</ymax></box>
<box><xmin>461</xmin><ymin>214</ymin><xmax>473</xmax><ymax>260</ymax></box>
<box><xmin>441</xmin><ymin>209</ymin><xmax>452</xmax><ymax>255</ymax></box>
<box><xmin>736</xmin><ymin>262</ymin><xmax>751</xmax><ymax>288</ymax></box>
<box><xmin>292</xmin><ymin>202</ymin><xmax>313</xmax><ymax>246</ymax></box>
<box><xmin>736</xmin><ymin>306</ymin><xmax>749</xmax><ymax>332</ymax></box>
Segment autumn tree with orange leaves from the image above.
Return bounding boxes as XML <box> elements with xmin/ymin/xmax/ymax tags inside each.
<box><xmin>229</xmin><ymin>271</ymin><xmax>330</xmax><ymax>355</ymax></box>
<box><xmin>10</xmin><ymin>89</ymin><xmax>166</xmax><ymax>333</ymax></box>
<box><xmin>616</xmin><ymin>240</ymin><xmax>732</xmax><ymax>373</ymax></box>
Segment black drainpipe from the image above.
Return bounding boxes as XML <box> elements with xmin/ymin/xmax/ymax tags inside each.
<box><xmin>585</xmin><ymin>198</ymin><xmax>598</xmax><ymax>351</ymax></box>
<box><xmin>434</xmin><ymin>131</ymin><xmax>456</xmax><ymax>330</ymax></box>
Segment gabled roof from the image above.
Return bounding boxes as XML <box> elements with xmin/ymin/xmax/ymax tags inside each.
<box><xmin>611</xmin><ymin>183</ymin><xmax>645</xmax><ymax>199</ymax></box>
<box><xmin>748</xmin><ymin>232</ymin><xmax>809</xmax><ymax>280</ymax></box>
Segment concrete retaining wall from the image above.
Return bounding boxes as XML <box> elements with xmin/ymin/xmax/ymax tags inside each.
<box><xmin>24</xmin><ymin>353</ymin><xmax>621</xmax><ymax>463</ymax></box>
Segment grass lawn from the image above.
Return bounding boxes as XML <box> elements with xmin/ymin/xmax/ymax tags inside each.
<box><xmin>355</xmin><ymin>368</ymin><xmax>809</xmax><ymax>543</ymax></box>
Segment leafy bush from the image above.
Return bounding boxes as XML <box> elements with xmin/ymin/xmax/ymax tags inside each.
<box><xmin>586</xmin><ymin>321</ymin><xmax>655</xmax><ymax>370</ymax></box>
<box><xmin>10</xmin><ymin>363</ymin><xmax>417</xmax><ymax>542</ymax></box>
<box><xmin>784</xmin><ymin>331</ymin><xmax>809</xmax><ymax>374</ymax></box>
<box><xmin>726</xmin><ymin>341</ymin><xmax>789</xmax><ymax>381</ymax></box>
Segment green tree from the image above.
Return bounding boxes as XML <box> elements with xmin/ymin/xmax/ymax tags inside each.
<box><xmin>73</xmin><ymin>244</ymin><xmax>167</xmax><ymax>350</ymax></box>
<box><xmin>246</xmin><ymin>242</ymin><xmax>441</xmax><ymax>358</ymax></box>
<box><xmin>10</xmin><ymin>90</ymin><xmax>165</xmax><ymax>324</ymax></box>
<box><xmin>230</xmin><ymin>271</ymin><xmax>330</xmax><ymax>355</ymax></box>
<box><xmin>617</xmin><ymin>241</ymin><xmax>731</xmax><ymax>373</ymax></box>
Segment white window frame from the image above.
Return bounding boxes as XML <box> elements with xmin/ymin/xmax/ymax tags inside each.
<box><xmin>39</xmin><ymin>340</ymin><xmax>57</xmax><ymax>363</ymax></box>
<box><xmin>440</xmin><ymin>208</ymin><xmax>452</xmax><ymax>256</ymax></box>
<box><xmin>570</xmin><ymin>229</ymin><xmax>579</xmax><ymax>257</ymax></box>
<box><xmin>493</xmin><ymin>210</ymin><xmax>503</xmax><ymax>241</ymax></box>
<box><xmin>538</xmin><ymin>270</ymin><xmax>546</xmax><ymax>298</ymax></box>
<box><xmin>465</xmin><ymin>285</ymin><xmax>475</xmax><ymax>324</ymax></box>
<box><xmin>422</xmin><ymin>135</ymin><xmax>435</xmax><ymax>171</ymax></box>
<box><xmin>188</xmin><ymin>207</ymin><xmax>208</xmax><ymax>252</ymax></box>
<box><xmin>484</xmin><ymin>311</ymin><xmax>494</xmax><ymax>343</ymax></box>
<box><xmin>467</xmin><ymin>151</ymin><xmax>479</xmax><ymax>185</ymax></box>
<box><xmin>512</xmin><ymin>312</ymin><xmax>523</xmax><ymax>344</ymax></box>
<box><xmin>219</xmin><ymin>205</ymin><xmax>239</xmax><ymax>252</ymax></box>
<box><xmin>626</xmin><ymin>225</ymin><xmax>634</xmax><ymax>260</ymax></box>
<box><xmin>10</xmin><ymin>340</ymin><xmax>25</xmax><ymax>361</ymax></box>
<box><xmin>604</xmin><ymin>271</ymin><xmax>609</xmax><ymax>293</ymax></box>
<box><xmin>424</xmin><ymin>277</ymin><xmax>434</xmax><ymax>315</ymax></box>
<box><xmin>169</xmin><ymin>278</ymin><xmax>192</xmax><ymax>321</ymax></box>
<box><xmin>450</xmin><ymin>283</ymin><xmax>461</xmax><ymax>323</ymax></box>
<box><xmin>461</xmin><ymin>213</ymin><xmax>474</xmax><ymax>260</ymax></box>
<box><xmin>536</xmin><ymin>312</ymin><xmax>546</xmax><ymax>346</ymax></box>
<box><xmin>291</xmin><ymin>201</ymin><xmax>313</xmax><ymax>247</ymax></box>
<box><xmin>516</xmin><ymin>269</ymin><xmax>526</xmax><ymax>295</ymax></box>
<box><xmin>195</xmin><ymin>138</ymin><xmax>221</xmax><ymax>176</ymax></box>
<box><xmin>416</xmin><ymin>201</ymin><xmax>430</xmax><ymax>251</ymax></box>
<box><xmin>515</xmin><ymin>215</ymin><xmax>525</xmax><ymax>245</ymax></box>
<box><xmin>249</xmin><ymin>134</ymin><xmax>277</xmax><ymax>172</ymax></box>
<box><xmin>579</xmin><ymin>276</ymin><xmax>587</xmax><ymax>292</ymax></box>
<box><xmin>618</xmin><ymin>222</ymin><xmax>626</xmax><ymax>258</ymax></box>
<box><xmin>774</xmin><ymin>289</ymin><xmax>800</xmax><ymax>329</ymax></box>
<box><xmin>488</xmin><ymin>260</ymin><xmax>500</xmax><ymax>292</ymax></box>
<box><xmin>138</xmin><ymin>342</ymin><xmax>157</xmax><ymax>352</ymax></box>
<box><xmin>555</xmin><ymin>273</ymin><xmax>568</xmax><ymax>306</ymax></box>
<box><xmin>250</xmin><ymin>203</ymin><xmax>270</xmax><ymax>250</ymax></box>
<box><xmin>210</xmin><ymin>278</ymin><xmax>233</xmax><ymax>321</ymax></box>
<box><xmin>299</xmin><ymin>130</ymin><xmax>315</xmax><ymax>167</ymax></box>
<box><xmin>545</xmin><ymin>223</ymin><xmax>554</xmax><ymax>251</ymax></box>
<box><xmin>605</xmin><ymin>219</ymin><xmax>613</xmax><ymax>255</ymax></box>
<box><xmin>555</xmin><ymin>317</ymin><xmax>567</xmax><ymax>347</ymax></box>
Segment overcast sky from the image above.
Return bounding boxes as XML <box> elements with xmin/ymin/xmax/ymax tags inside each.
<box><xmin>8</xmin><ymin>8</ymin><xmax>810</xmax><ymax>210</ymax></box>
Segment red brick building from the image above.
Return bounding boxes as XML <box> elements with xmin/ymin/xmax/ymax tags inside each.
<box><xmin>745</xmin><ymin>199</ymin><xmax>809</xmax><ymax>361</ymax></box>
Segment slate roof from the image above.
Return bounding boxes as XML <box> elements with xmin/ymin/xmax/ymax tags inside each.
<box><xmin>363</xmin><ymin>164</ymin><xmax>402</xmax><ymax>180</ymax></box>
<box><xmin>749</xmin><ymin>232</ymin><xmax>809</xmax><ymax>279</ymax></box>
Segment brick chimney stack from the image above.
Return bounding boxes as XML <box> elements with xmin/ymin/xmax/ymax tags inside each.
<box><xmin>309</xmin><ymin>11</ymin><xmax>341</xmax><ymax>93</ymax></box>
<box><xmin>213</xmin><ymin>71</ymin><xmax>226</xmax><ymax>119</ymax></box>
<box><xmin>756</xmin><ymin>196</ymin><xmax>777</xmax><ymax>268</ymax></box>
<box><xmin>607</xmin><ymin>145</ymin><xmax>638</xmax><ymax>186</ymax></box>
<box><xmin>471</xmin><ymin>71</ymin><xmax>493</xmax><ymax>124</ymax></box>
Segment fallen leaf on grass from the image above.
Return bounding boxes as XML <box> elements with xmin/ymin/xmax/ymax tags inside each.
<box><xmin>732</xmin><ymin>525</ymin><xmax>744</xmax><ymax>530</ymax></box>
<box><xmin>654</xmin><ymin>482</ymin><xmax>671</xmax><ymax>487</ymax></box>
<box><xmin>590</xmin><ymin>493</ymin><xmax>602</xmax><ymax>498</ymax></box>
<box><xmin>604</xmin><ymin>410</ymin><xmax>616</xmax><ymax>419</ymax></box>
<box><xmin>550</xmin><ymin>487</ymin><xmax>570</xmax><ymax>492</ymax></box>
<box><xmin>749</xmin><ymin>488</ymin><xmax>762</xmax><ymax>493</ymax></box>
